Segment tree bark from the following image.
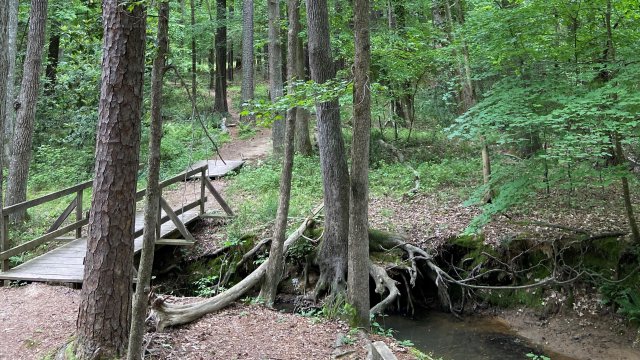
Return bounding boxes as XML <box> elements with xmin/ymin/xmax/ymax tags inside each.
<box><xmin>240</xmin><ymin>0</ymin><xmax>254</xmax><ymax>123</ymax></box>
<box><xmin>45</xmin><ymin>22</ymin><xmax>61</xmax><ymax>94</ymax></box>
<box><xmin>227</xmin><ymin>4</ymin><xmax>234</xmax><ymax>82</ymax></box>
<box><xmin>0</xmin><ymin>0</ymin><xmax>9</xmax><ymax>273</ymax></box>
<box><xmin>5</xmin><ymin>0</ymin><xmax>48</xmax><ymax>222</ymax></box>
<box><xmin>305</xmin><ymin>0</ymin><xmax>350</xmax><ymax>297</ymax></box>
<box><xmin>74</xmin><ymin>1</ymin><xmax>146</xmax><ymax>358</ymax></box>
<box><xmin>127</xmin><ymin>2</ymin><xmax>169</xmax><ymax>359</ymax></box>
<box><xmin>260</xmin><ymin>0</ymin><xmax>300</xmax><ymax>305</ymax></box>
<box><xmin>268</xmin><ymin>0</ymin><xmax>285</xmax><ymax>154</ymax></box>
<box><xmin>214</xmin><ymin>0</ymin><xmax>229</xmax><ymax>112</ymax></box>
<box><xmin>293</xmin><ymin>14</ymin><xmax>312</xmax><ymax>156</ymax></box>
<box><xmin>348</xmin><ymin>0</ymin><xmax>372</xmax><ymax>328</ymax></box>
<box><xmin>190</xmin><ymin>0</ymin><xmax>197</xmax><ymax>104</ymax></box>
<box><xmin>3</xmin><ymin>0</ymin><xmax>18</xmax><ymax>164</ymax></box>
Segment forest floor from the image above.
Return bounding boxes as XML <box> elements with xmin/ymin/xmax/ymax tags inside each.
<box><xmin>1</xmin><ymin>121</ymin><xmax>640</xmax><ymax>359</ymax></box>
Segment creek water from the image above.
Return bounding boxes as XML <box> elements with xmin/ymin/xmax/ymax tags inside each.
<box><xmin>382</xmin><ymin>312</ymin><xmax>578</xmax><ymax>360</ymax></box>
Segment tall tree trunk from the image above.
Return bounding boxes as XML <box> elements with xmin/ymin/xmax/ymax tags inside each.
<box><xmin>294</xmin><ymin>18</ymin><xmax>312</xmax><ymax>155</ymax></box>
<box><xmin>260</xmin><ymin>0</ymin><xmax>300</xmax><ymax>305</ymax></box>
<box><xmin>305</xmin><ymin>0</ymin><xmax>350</xmax><ymax>297</ymax></box>
<box><xmin>5</xmin><ymin>0</ymin><xmax>48</xmax><ymax>222</ymax></box>
<box><xmin>268</xmin><ymin>0</ymin><xmax>285</xmax><ymax>154</ymax></box>
<box><xmin>227</xmin><ymin>3</ymin><xmax>234</xmax><ymax>82</ymax></box>
<box><xmin>214</xmin><ymin>0</ymin><xmax>228</xmax><ymax>112</ymax></box>
<box><xmin>348</xmin><ymin>0</ymin><xmax>371</xmax><ymax>327</ymax></box>
<box><xmin>127</xmin><ymin>3</ymin><xmax>169</xmax><ymax>360</ymax></box>
<box><xmin>45</xmin><ymin>22</ymin><xmax>61</xmax><ymax>94</ymax></box>
<box><xmin>240</xmin><ymin>0</ymin><xmax>254</xmax><ymax>123</ymax></box>
<box><xmin>0</xmin><ymin>0</ymin><xmax>9</xmax><ymax>273</ymax></box>
<box><xmin>74</xmin><ymin>1</ymin><xmax>146</xmax><ymax>358</ymax></box>
<box><xmin>208</xmin><ymin>48</ymin><xmax>215</xmax><ymax>89</ymax></box>
<box><xmin>3</xmin><ymin>0</ymin><xmax>18</xmax><ymax>164</ymax></box>
<box><xmin>190</xmin><ymin>0</ymin><xmax>197</xmax><ymax>103</ymax></box>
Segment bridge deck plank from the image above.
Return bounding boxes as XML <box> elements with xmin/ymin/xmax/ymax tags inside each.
<box><xmin>0</xmin><ymin>208</ymin><xmax>200</xmax><ymax>283</ymax></box>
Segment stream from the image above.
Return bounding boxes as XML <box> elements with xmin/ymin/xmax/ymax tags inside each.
<box><xmin>382</xmin><ymin>312</ymin><xmax>578</xmax><ymax>360</ymax></box>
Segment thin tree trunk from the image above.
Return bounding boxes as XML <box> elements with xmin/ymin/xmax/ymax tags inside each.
<box><xmin>3</xmin><ymin>0</ymin><xmax>18</xmax><ymax>163</ymax></box>
<box><xmin>260</xmin><ymin>0</ymin><xmax>300</xmax><ymax>304</ymax></box>
<box><xmin>74</xmin><ymin>1</ymin><xmax>146</xmax><ymax>358</ymax></box>
<box><xmin>45</xmin><ymin>22</ymin><xmax>61</xmax><ymax>94</ymax></box>
<box><xmin>294</xmin><ymin>19</ymin><xmax>312</xmax><ymax>155</ymax></box>
<box><xmin>306</xmin><ymin>0</ymin><xmax>350</xmax><ymax>296</ymax></box>
<box><xmin>214</xmin><ymin>0</ymin><xmax>228</xmax><ymax>112</ymax></box>
<box><xmin>0</xmin><ymin>0</ymin><xmax>9</xmax><ymax>274</ymax></box>
<box><xmin>348</xmin><ymin>0</ymin><xmax>371</xmax><ymax>328</ymax></box>
<box><xmin>127</xmin><ymin>2</ymin><xmax>169</xmax><ymax>359</ymax></box>
<box><xmin>615</xmin><ymin>136</ymin><xmax>640</xmax><ymax>243</ymax></box>
<box><xmin>190</xmin><ymin>0</ymin><xmax>197</xmax><ymax>103</ymax></box>
<box><xmin>240</xmin><ymin>0</ymin><xmax>254</xmax><ymax>123</ymax></box>
<box><xmin>268</xmin><ymin>0</ymin><xmax>285</xmax><ymax>154</ymax></box>
<box><xmin>5</xmin><ymin>0</ymin><xmax>48</xmax><ymax>222</ymax></box>
<box><xmin>227</xmin><ymin>3</ymin><xmax>234</xmax><ymax>82</ymax></box>
<box><xmin>208</xmin><ymin>48</ymin><xmax>215</xmax><ymax>89</ymax></box>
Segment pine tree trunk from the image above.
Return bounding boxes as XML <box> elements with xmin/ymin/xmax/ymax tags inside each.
<box><xmin>127</xmin><ymin>2</ymin><xmax>169</xmax><ymax>359</ymax></box>
<box><xmin>214</xmin><ymin>0</ymin><xmax>228</xmax><ymax>112</ymax></box>
<box><xmin>260</xmin><ymin>0</ymin><xmax>301</xmax><ymax>305</ymax></box>
<box><xmin>305</xmin><ymin>0</ymin><xmax>350</xmax><ymax>296</ymax></box>
<box><xmin>269</xmin><ymin>0</ymin><xmax>285</xmax><ymax>154</ymax></box>
<box><xmin>74</xmin><ymin>2</ymin><xmax>146</xmax><ymax>358</ymax></box>
<box><xmin>5</xmin><ymin>0</ymin><xmax>48</xmax><ymax>222</ymax></box>
<box><xmin>3</xmin><ymin>0</ymin><xmax>18</xmax><ymax>164</ymax></box>
<box><xmin>348</xmin><ymin>0</ymin><xmax>372</xmax><ymax>327</ymax></box>
<box><xmin>240</xmin><ymin>0</ymin><xmax>254</xmax><ymax>123</ymax></box>
<box><xmin>293</xmin><ymin>16</ymin><xmax>312</xmax><ymax>156</ymax></box>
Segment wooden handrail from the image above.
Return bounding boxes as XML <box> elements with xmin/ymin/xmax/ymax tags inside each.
<box><xmin>0</xmin><ymin>164</ymin><xmax>212</xmax><ymax>270</ymax></box>
<box><xmin>2</xmin><ymin>180</ymin><xmax>93</xmax><ymax>215</ymax></box>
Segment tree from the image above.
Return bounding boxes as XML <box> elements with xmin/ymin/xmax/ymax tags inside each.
<box><xmin>190</xmin><ymin>0</ymin><xmax>197</xmax><ymax>106</ymax></box>
<box><xmin>0</xmin><ymin>0</ymin><xmax>10</xmax><ymax>273</ymax></box>
<box><xmin>74</xmin><ymin>0</ymin><xmax>146</xmax><ymax>358</ymax></box>
<box><xmin>3</xmin><ymin>0</ymin><xmax>18</xmax><ymax>161</ymax></box>
<box><xmin>260</xmin><ymin>0</ymin><xmax>300</xmax><ymax>305</ymax></box>
<box><xmin>347</xmin><ymin>0</ymin><xmax>371</xmax><ymax>328</ymax></box>
<box><xmin>293</xmin><ymin>6</ymin><xmax>312</xmax><ymax>156</ymax></box>
<box><xmin>268</xmin><ymin>0</ymin><xmax>284</xmax><ymax>154</ymax></box>
<box><xmin>127</xmin><ymin>2</ymin><xmax>169</xmax><ymax>359</ymax></box>
<box><xmin>305</xmin><ymin>0</ymin><xmax>350</xmax><ymax>297</ymax></box>
<box><xmin>5</xmin><ymin>0</ymin><xmax>48</xmax><ymax>222</ymax></box>
<box><xmin>214</xmin><ymin>0</ymin><xmax>229</xmax><ymax>113</ymax></box>
<box><xmin>240</xmin><ymin>0</ymin><xmax>254</xmax><ymax>123</ymax></box>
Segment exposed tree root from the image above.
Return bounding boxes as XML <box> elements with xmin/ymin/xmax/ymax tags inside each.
<box><xmin>369</xmin><ymin>263</ymin><xmax>400</xmax><ymax>315</ymax></box>
<box><xmin>151</xmin><ymin>204</ymin><xmax>323</xmax><ymax>331</ymax></box>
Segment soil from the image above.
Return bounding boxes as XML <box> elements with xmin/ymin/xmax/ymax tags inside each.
<box><xmin>497</xmin><ymin>308</ymin><xmax>640</xmax><ymax>360</ymax></box>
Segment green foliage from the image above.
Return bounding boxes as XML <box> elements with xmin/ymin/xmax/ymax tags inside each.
<box><xmin>193</xmin><ymin>275</ymin><xmax>220</xmax><ymax>297</ymax></box>
<box><xmin>600</xmin><ymin>284</ymin><xmax>640</xmax><ymax>324</ymax></box>
<box><xmin>526</xmin><ymin>353</ymin><xmax>551</xmax><ymax>360</ymax></box>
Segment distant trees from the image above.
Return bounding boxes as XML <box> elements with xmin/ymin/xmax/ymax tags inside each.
<box><xmin>214</xmin><ymin>0</ymin><xmax>229</xmax><ymax>113</ymax></box>
<box><xmin>74</xmin><ymin>0</ymin><xmax>146</xmax><ymax>357</ymax></box>
<box><xmin>268</xmin><ymin>0</ymin><xmax>284</xmax><ymax>153</ymax></box>
<box><xmin>240</xmin><ymin>0</ymin><xmax>254</xmax><ymax>123</ymax></box>
<box><xmin>5</xmin><ymin>0</ymin><xmax>48</xmax><ymax>222</ymax></box>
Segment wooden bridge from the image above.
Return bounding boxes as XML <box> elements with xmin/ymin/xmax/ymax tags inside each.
<box><xmin>0</xmin><ymin>163</ymin><xmax>234</xmax><ymax>284</ymax></box>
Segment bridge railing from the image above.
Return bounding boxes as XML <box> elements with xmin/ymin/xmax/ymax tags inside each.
<box><xmin>0</xmin><ymin>163</ymin><xmax>233</xmax><ymax>272</ymax></box>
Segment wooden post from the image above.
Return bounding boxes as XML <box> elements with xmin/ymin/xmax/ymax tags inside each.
<box><xmin>1</xmin><ymin>215</ymin><xmax>9</xmax><ymax>272</ymax></box>
<box><xmin>200</xmin><ymin>167</ymin><xmax>206</xmax><ymax>214</ymax></box>
<box><xmin>76</xmin><ymin>190</ymin><xmax>83</xmax><ymax>238</ymax></box>
<box><xmin>156</xmin><ymin>191</ymin><xmax>162</xmax><ymax>240</ymax></box>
